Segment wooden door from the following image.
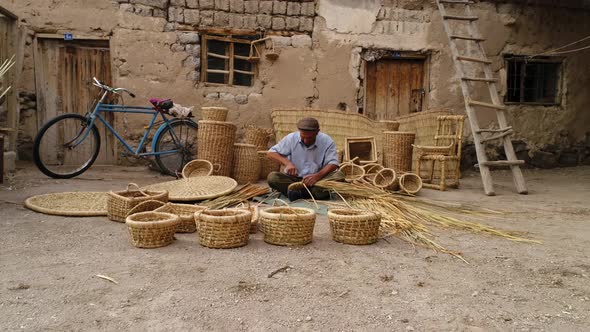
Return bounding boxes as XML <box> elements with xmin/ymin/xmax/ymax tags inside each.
<box><xmin>365</xmin><ymin>58</ymin><xmax>425</xmax><ymax>120</ymax></box>
<box><xmin>35</xmin><ymin>38</ymin><xmax>116</xmax><ymax>165</ymax></box>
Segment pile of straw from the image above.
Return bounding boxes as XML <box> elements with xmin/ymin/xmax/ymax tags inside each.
<box><xmin>202</xmin><ymin>184</ymin><xmax>270</xmax><ymax>210</ymax></box>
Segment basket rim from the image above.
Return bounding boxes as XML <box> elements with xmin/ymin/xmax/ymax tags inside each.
<box><xmin>109</xmin><ymin>189</ymin><xmax>167</xmax><ymax>202</ymax></box>
<box><xmin>328</xmin><ymin>208</ymin><xmax>381</xmax><ymax>219</ymax></box>
<box><xmin>126</xmin><ymin>211</ymin><xmax>180</xmax><ymax>227</ymax></box>
<box><xmin>260</xmin><ymin>206</ymin><xmax>316</xmax><ymax>218</ymax></box>
<box><xmin>383</xmin><ymin>131</ymin><xmax>416</xmax><ymax>135</ymax></box>
<box><xmin>197</xmin><ymin>208</ymin><xmax>252</xmax><ymax>218</ymax></box>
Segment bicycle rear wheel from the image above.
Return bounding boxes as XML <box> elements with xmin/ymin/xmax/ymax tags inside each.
<box><xmin>154</xmin><ymin>119</ymin><xmax>198</xmax><ymax>176</ymax></box>
<box><xmin>33</xmin><ymin>113</ymin><xmax>101</xmax><ymax>178</ymax></box>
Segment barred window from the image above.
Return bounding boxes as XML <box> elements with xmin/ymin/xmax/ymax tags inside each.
<box><xmin>201</xmin><ymin>33</ymin><xmax>260</xmax><ymax>87</ymax></box>
<box><xmin>505</xmin><ymin>56</ymin><xmax>562</xmax><ymax>105</ymax></box>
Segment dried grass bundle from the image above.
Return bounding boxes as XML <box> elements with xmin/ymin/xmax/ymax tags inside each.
<box><xmin>202</xmin><ymin>184</ymin><xmax>270</xmax><ymax>210</ymax></box>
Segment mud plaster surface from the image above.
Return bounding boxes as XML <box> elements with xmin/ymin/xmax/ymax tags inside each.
<box><xmin>1</xmin><ymin>163</ymin><xmax>589</xmax><ymax>331</ymax></box>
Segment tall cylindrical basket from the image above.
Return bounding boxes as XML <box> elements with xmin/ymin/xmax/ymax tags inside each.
<box><xmin>197</xmin><ymin>120</ymin><xmax>236</xmax><ymax>176</ymax></box>
<box><xmin>244</xmin><ymin>126</ymin><xmax>272</xmax><ymax>150</ymax></box>
<box><xmin>258</xmin><ymin>151</ymin><xmax>280</xmax><ymax>180</ymax></box>
<box><xmin>383</xmin><ymin>131</ymin><xmax>415</xmax><ymax>173</ymax></box>
<box><xmin>232</xmin><ymin>143</ymin><xmax>261</xmax><ymax>184</ymax></box>
<box><xmin>201</xmin><ymin>107</ymin><xmax>228</xmax><ymax>121</ymax></box>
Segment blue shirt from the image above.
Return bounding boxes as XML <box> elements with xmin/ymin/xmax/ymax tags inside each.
<box><xmin>269</xmin><ymin>132</ymin><xmax>339</xmax><ymax>177</ymax></box>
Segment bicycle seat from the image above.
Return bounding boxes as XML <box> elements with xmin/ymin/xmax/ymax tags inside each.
<box><xmin>149</xmin><ymin>98</ymin><xmax>174</xmax><ymax>111</ymax></box>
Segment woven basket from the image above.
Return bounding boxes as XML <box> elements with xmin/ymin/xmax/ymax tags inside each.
<box><xmin>260</xmin><ymin>207</ymin><xmax>316</xmax><ymax>246</ymax></box>
<box><xmin>155</xmin><ymin>203</ymin><xmax>206</xmax><ymax>233</ymax></box>
<box><xmin>379</xmin><ymin>120</ymin><xmax>400</xmax><ymax>132</ymax></box>
<box><xmin>126</xmin><ymin>200</ymin><xmax>166</xmax><ymax>216</ymax></box>
<box><xmin>383</xmin><ymin>131</ymin><xmax>415</xmax><ymax>173</ymax></box>
<box><xmin>362</xmin><ymin>163</ymin><xmax>384</xmax><ymax>177</ymax></box>
<box><xmin>339</xmin><ymin>163</ymin><xmax>365</xmax><ymax>182</ymax></box>
<box><xmin>244</xmin><ymin>126</ymin><xmax>273</xmax><ymax>150</ymax></box>
<box><xmin>399</xmin><ymin>173</ymin><xmax>423</xmax><ymax>195</ymax></box>
<box><xmin>197</xmin><ymin>120</ymin><xmax>236</xmax><ymax>176</ymax></box>
<box><xmin>232</xmin><ymin>143</ymin><xmax>261</xmax><ymax>184</ymax></box>
<box><xmin>196</xmin><ymin>209</ymin><xmax>251</xmax><ymax>249</ymax></box>
<box><xmin>237</xmin><ymin>204</ymin><xmax>260</xmax><ymax>234</ymax></box>
<box><xmin>201</xmin><ymin>107</ymin><xmax>228</xmax><ymax>121</ymax></box>
<box><xmin>107</xmin><ymin>183</ymin><xmax>168</xmax><ymax>222</ymax></box>
<box><xmin>373</xmin><ymin>168</ymin><xmax>398</xmax><ymax>190</ymax></box>
<box><xmin>328</xmin><ymin>209</ymin><xmax>381</xmax><ymax>245</ymax></box>
<box><xmin>181</xmin><ymin>159</ymin><xmax>215</xmax><ymax>178</ymax></box>
<box><xmin>126</xmin><ymin>212</ymin><xmax>180</xmax><ymax>248</ymax></box>
<box><xmin>258</xmin><ymin>151</ymin><xmax>280</xmax><ymax>180</ymax></box>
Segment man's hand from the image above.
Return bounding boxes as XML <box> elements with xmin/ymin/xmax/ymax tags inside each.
<box><xmin>302</xmin><ymin>172</ymin><xmax>322</xmax><ymax>187</ymax></box>
<box><xmin>284</xmin><ymin>162</ymin><xmax>299</xmax><ymax>176</ymax></box>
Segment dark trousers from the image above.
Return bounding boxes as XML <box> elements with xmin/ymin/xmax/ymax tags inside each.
<box><xmin>267</xmin><ymin>170</ymin><xmax>345</xmax><ymax>200</ymax></box>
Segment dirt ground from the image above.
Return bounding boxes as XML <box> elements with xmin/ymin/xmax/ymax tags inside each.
<box><xmin>1</xmin><ymin>162</ymin><xmax>589</xmax><ymax>331</ymax></box>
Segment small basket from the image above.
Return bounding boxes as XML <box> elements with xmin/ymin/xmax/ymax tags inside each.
<box><xmin>373</xmin><ymin>168</ymin><xmax>398</xmax><ymax>190</ymax></box>
<box><xmin>107</xmin><ymin>183</ymin><xmax>168</xmax><ymax>222</ymax></box>
<box><xmin>258</xmin><ymin>151</ymin><xmax>280</xmax><ymax>180</ymax></box>
<box><xmin>244</xmin><ymin>126</ymin><xmax>273</xmax><ymax>150</ymax></box>
<box><xmin>181</xmin><ymin>159</ymin><xmax>217</xmax><ymax>178</ymax></box>
<box><xmin>232</xmin><ymin>143</ymin><xmax>261</xmax><ymax>184</ymax></box>
<box><xmin>196</xmin><ymin>209</ymin><xmax>251</xmax><ymax>249</ymax></box>
<box><xmin>201</xmin><ymin>106</ymin><xmax>228</xmax><ymax>121</ymax></box>
<box><xmin>125</xmin><ymin>211</ymin><xmax>180</xmax><ymax>248</ymax></box>
<box><xmin>260</xmin><ymin>207</ymin><xmax>316</xmax><ymax>246</ymax></box>
<box><xmin>339</xmin><ymin>163</ymin><xmax>366</xmax><ymax>182</ymax></box>
<box><xmin>155</xmin><ymin>203</ymin><xmax>206</xmax><ymax>233</ymax></box>
<box><xmin>399</xmin><ymin>172</ymin><xmax>423</xmax><ymax>195</ymax></box>
<box><xmin>328</xmin><ymin>209</ymin><xmax>381</xmax><ymax>245</ymax></box>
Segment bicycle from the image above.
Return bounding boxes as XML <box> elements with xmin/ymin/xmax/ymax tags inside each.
<box><xmin>33</xmin><ymin>77</ymin><xmax>198</xmax><ymax>178</ymax></box>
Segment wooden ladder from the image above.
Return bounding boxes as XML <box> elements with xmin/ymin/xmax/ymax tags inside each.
<box><xmin>436</xmin><ymin>0</ymin><xmax>527</xmax><ymax>196</ymax></box>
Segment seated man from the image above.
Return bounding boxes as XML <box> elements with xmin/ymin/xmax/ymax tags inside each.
<box><xmin>267</xmin><ymin>117</ymin><xmax>344</xmax><ymax>200</ymax></box>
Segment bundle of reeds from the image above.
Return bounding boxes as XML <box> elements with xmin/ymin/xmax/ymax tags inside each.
<box><xmin>0</xmin><ymin>55</ymin><xmax>16</xmax><ymax>100</ymax></box>
<box><xmin>202</xmin><ymin>184</ymin><xmax>270</xmax><ymax>210</ymax></box>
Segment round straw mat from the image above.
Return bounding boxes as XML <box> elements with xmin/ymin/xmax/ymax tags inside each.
<box><xmin>142</xmin><ymin>176</ymin><xmax>238</xmax><ymax>201</ymax></box>
<box><xmin>24</xmin><ymin>192</ymin><xmax>108</xmax><ymax>216</ymax></box>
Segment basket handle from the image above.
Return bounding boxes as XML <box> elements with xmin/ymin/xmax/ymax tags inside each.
<box><xmin>126</xmin><ymin>183</ymin><xmax>150</xmax><ymax>197</ymax></box>
<box><xmin>212</xmin><ymin>163</ymin><xmax>222</xmax><ymax>172</ymax></box>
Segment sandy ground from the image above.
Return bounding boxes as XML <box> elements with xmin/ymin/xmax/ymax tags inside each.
<box><xmin>1</xmin><ymin>162</ymin><xmax>589</xmax><ymax>331</ymax></box>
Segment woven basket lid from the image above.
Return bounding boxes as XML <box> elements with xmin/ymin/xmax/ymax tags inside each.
<box><xmin>142</xmin><ymin>176</ymin><xmax>238</xmax><ymax>201</ymax></box>
<box><xmin>24</xmin><ymin>192</ymin><xmax>108</xmax><ymax>216</ymax></box>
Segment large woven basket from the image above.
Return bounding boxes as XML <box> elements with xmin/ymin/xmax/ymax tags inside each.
<box><xmin>383</xmin><ymin>131</ymin><xmax>415</xmax><ymax>173</ymax></box>
<box><xmin>126</xmin><ymin>211</ymin><xmax>180</xmax><ymax>248</ymax></box>
<box><xmin>107</xmin><ymin>183</ymin><xmax>168</xmax><ymax>222</ymax></box>
<box><xmin>201</xmin><ymin>106</ymin><xmax>228</xmax><ymax>121</ymax></box>
<box><xmin>196</xmin><ymin>209</ymin><xmax>252</xmax><ymax>249</ymax></box>
<box><xmin>339</xmin><ymin>163</ymin><xmax>365</xmax><ymax>182</ymax></box>
<box><xmin>244</xmin><ymin>126</ymin><xmax>273</xmax><ymax>150</ymax></box>
<box><xmin>328</xmin><ymin>209</ymin><xmax>381</xmax><ymax>245</ymax></box>
<box><xmin>258</xmin><ymin>151</ymin><xmax>280</xmax><ymax>180</ymax></box>
<box><xmin>232</xmin><ymin>143</ymin><xmax>261</xmax><ymax>184</ymax></box>
<box><xmin>399</xmin><ymin>173</ymin><xmax>423</xmax><ymax>195</ymax></box>
<box><xmin>197</xmin><ymin>120</ymin><xmax>236</xmax><ymax>176</ymax></box>
<box><xmin>181</xmin><ymin>159</ymin><xmax>215</xmax><ymax>178</ymax></box>
<box><xmin>373</xmin><ymin>168</ymin><xmax>398</xmax><ymax>190</ymax></box>
<box><xmin>260</xmin><ymin>207</ymin><xmax>316</xmax><ymax>246</ymax></box>
<box><xmin>155</xmin><ymin>203</ymin><xmax>206</xmax><ymax>233</ymax></box>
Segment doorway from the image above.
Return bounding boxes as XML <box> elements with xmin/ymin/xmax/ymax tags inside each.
<box><xmin>364</xmin><ymin>57</ymin><xmax>426</xmax><ymax>120</ymax></box>
<box><xmin>34</xmin><ymin>37</ymin><xmax>116</xmax><ymax>165</ymax></box>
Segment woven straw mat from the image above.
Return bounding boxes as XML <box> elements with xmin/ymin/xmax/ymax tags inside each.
<box><xmin>143</xmin><ymin>176</ymin><xmax>238</xmax><ymax>201</ymax></box>
<box><xmin>24</xmin><ymin>192</ymin><xmax>108</xmax><ymax>216</ymax></box>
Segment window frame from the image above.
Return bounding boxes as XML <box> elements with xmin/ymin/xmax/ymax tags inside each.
<box><xmin>503</xmin><ymin>55</ymin><xmax>564</xmax><ymax>106</ymax></box>
<box><xmin>201</xmin><ymin>34</ymin><xmax>258</xmax><ymax>87</ymax></box>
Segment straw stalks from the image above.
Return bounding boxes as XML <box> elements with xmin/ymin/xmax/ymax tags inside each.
<box><xmin>202</xmin><ymin>183</ymin><xmax>270</xmax><ymax>209</ymax></box>
<box><xmin>0</xmin><ymin>55</ymin><xmax>16</xmax><ymax>100</ymax></box>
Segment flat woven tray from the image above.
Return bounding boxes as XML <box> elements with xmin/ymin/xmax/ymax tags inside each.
<box><xmin>24</xmin><ymin>192</ymin><xmax>108</xmax><ymax>216</ymax></box>
<box><xmin>142</xmin><ymin>176</ymin><xmax>238</xmax><ymax>201</ymax></box>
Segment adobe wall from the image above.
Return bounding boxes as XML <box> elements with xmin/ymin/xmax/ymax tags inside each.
<box><xmin>4</xmin><ymin>0</ymin><xmax>590</xmax><ymax>167</ymax></box>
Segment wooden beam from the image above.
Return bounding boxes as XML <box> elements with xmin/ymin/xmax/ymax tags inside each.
<box><xmin>0</xmin><ymin>5</ymin><xmax>17</xmax><ymax>20</ymax></box>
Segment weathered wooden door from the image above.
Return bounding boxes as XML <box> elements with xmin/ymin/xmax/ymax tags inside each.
<box><xmin>365</xmin><ymin>58</ymin><xmax>425</xmax><ymax>120</ymax></box>
<box><xmin>34</xmin><ymin>38</ymin><xmax>116</xmax><ymax>165</ymax></box>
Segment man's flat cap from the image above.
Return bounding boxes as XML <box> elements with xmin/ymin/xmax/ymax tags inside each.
<box><xmin>297</xmin><ymin>117</ymin><xmax>320</xmax><ymax>131</ymax></box>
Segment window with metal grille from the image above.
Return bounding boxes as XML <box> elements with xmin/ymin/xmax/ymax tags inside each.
<box><xmin>201</xmin><ymin>33</ymin><xmax>259</xmax><ymax>87</ymax></box>
<box><xmin>505</xmin><ymin>56</ymin><xmax>562</xmax><ymax>105</ymax></box>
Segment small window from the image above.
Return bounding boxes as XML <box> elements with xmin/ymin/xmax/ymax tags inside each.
<box><xmin>201</xmin><ymin>33</ymin><xmax>259</xmax><ymax>87</ymax></box>
<box><xmin>505</xmin><ymin>55</ymin><xmax>562</xmax><ymax>105</ymax></box>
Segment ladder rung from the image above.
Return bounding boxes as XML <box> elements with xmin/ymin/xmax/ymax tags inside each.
<box><xmin>476</xmin><ymin>126</ymin><xmax>513</xmax><ymax>133</ymax></box>
<box><xmin>457</xmin><ymin>55</ymin><xmax>491</xmax><ymax>64</ymax></box>
<box><xmin>468</xmin><ymin>100</ymin><xmax>505</xmax><ymax>110</ymax></box>
<box><xmin>480</xmin><ymin>160</ymin><xmax>525</xmax><ymax>167</ymax></box>
<box><xmin>439</xmin><ymin>0</ymin><xmax>473</xmax><ymax>4</ymax></box>
<box><xmin>479</xmin><ymin>130</ymin><xmax>514</xmax><ymax>143</ymax></box>
<box><xmin>443</xmin><ymin>15</ymin><xmax>478</xmax><ymax>21</ymax></box>
<box><xmin>462</xmin><ymin>77</ymin><xmax>498</xmax><ymax>83</ymax></box>
<box><xmin>450</xmin><ymin>35</ymin><xmax>485</xmax><ymax>42</ymax></box>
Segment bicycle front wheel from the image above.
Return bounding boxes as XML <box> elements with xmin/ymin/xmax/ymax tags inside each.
<box><xmin>154</xmin><ymin>119</ymin><xmax>198</xmax><ymax>176</ymax></box>
<box><xmin>33</xmin><ymin>113</ymin><xmax>101</xmax><ymax>178</ymax></box>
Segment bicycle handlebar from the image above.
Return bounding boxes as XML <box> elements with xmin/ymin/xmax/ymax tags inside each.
<box><xmin>92</xmin><ymin>77</ymin><xmax>135</xmax><ymax>98</ymax></box>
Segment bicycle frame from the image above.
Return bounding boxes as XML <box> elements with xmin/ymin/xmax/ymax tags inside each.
<box><xmin>77</xmin><ymin>89</ymin><xmax>187</xmax><ymax>157</ymax></box>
